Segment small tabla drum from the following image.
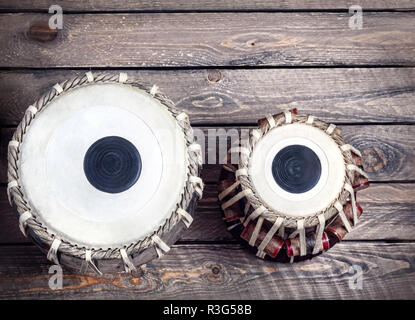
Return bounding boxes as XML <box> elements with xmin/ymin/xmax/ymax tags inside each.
<box><xmin>7</xmin><ymin>72</ymin><xmax>203</xmax><ymax>274</ymax></box>
<box><xmin>218</xmin><ymin>109</ymin><xmax>369</xmax><ymax>262</ymax></box>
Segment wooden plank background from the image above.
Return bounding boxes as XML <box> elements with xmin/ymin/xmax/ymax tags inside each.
<box><xmin>0</xmin><ymin>13</ymin><xmax>415</xmax><ymax>67</ymax></box>
<box><xmin>0</xmin><ymin>1</ymin><xmax>414</xmax><ymax>300</ymax></box>
<box><xmin>0</xmin><ymin>1</ymin><xmax>414</xmax><ymax>11</ymax></box>
<box><xmin>1</xmin><ymin>243</ymin><xmax>414</xmax><ymax>299</ymax></box>
<box><xmin>1</xmin><ymin>69</ymin><xmax>415</xmax><ymax>125</ymax></box>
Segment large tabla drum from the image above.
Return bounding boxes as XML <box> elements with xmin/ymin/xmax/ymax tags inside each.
<box><xmin>7</xmin><ymin>72</ymin><xmax>203</xmax><ymax>274</ymax></box>
<box><xmin>218</xmin><ymin>109</ymin><xmax>369</xmax><ymax>262</ymax></box>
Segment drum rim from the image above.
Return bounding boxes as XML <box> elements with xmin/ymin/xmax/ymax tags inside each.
<box><xmin>7</xmin><ymin>72</ymin><xmax>204</xmax><ymax>271</ymax></box>
<box><xmin>237</xmin><ymin>112</ymin><xmax>356</xmax><ymax>229</ymax></box>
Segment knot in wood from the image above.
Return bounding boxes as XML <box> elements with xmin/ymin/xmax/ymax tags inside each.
<box><xmin>207</xmin><ymin>70</ymin><xmax>223</xmax><ymax>83</ymax></box>
<box><xmin>26</xmin><ymin>23</ymin><xmax>58</xmax><ymax>42</ymax></box>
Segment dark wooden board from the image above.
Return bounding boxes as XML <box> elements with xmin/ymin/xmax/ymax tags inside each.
<box><xmin>0</xmin><ymin>0</ymin><xmax>414</xmax><ymax>11</ymax></box>
<box><xmin>1</xmin><ymin>183</ymin><xmax>414</xmax><ymax>244</ymax></box>
<box><xmin>0</xmin><ymin>12</ymin><xmax>414</xmax><ymax>67</ymax></box>
<box><xmin>2</xmin><ymin>125</ymin><xmax>414</xmax><ymax>184</ymax></box>
<box><xmin>1</xmin><ymin>68</ymin><xmax>415</xmax><ymax>126</ymax></box>
<box><xmin>0</xmin><ymin>242</ymin><xmax>414</xmax><ymax>299</ymax></box>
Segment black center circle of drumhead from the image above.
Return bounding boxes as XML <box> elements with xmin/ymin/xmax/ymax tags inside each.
<box><xmin>272</xmin><ymin>145</ymin><xmax>321</xmax><ymax>194</ymax></box>
<box><xmin>83</xmin><ymin>136</ymin><xmax>141</xmax><ymax>194</ymax></box>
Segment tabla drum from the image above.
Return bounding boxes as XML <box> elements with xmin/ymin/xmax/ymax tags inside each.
<box><xmin>218</xmin><ymin>109</ymin><xmax>369</xmax><ymax>262</ymax></box>
<box><xmin>7</xmin><ymin>72</ymin><xmax>204</xmax><ymax>274</ymax></box>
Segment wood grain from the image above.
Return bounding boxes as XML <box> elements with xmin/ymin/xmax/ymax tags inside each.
<box><xmin>0</xmin><ymin>0</ymin><xmax>413</xmax><ymax>302</ymax></box>
<box><xmin>1</xmin><ymin>183</ymin><xmax>414</xmax><ymax>244</ymax></box>
<box><xmin>1</xmin><ymin>125</ymin><xmax>414</xmax><ymax>184</ymax></box>
<box><xmin>0</xmin><ymin>12</ymin><xmax>414</xmax><ymax>68</ymax></box>
<box><xmin>0</xmin><ymin>242</ymin><xmax>414</xmax><ymax>299</ymax></box>
<box><xmin>0</xmin><ymin>0</ymin><xmax>414</xmax><ymax>11</ymax></box>
<box><xmin>1</xmin><ymin>68</ymin><xmax>415</xmax><ymax>126</ymax></box>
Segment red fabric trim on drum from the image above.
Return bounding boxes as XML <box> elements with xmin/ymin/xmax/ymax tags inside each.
<box><xmin>322</xmin><ymin>232</ymin><xmax>330</xmax><ymax>251</ymax></box>
<box><xmin>224</xmin><ymin>210</ymin><xmax>243</xmax><ymax>222</ymax></box>
<box><xmin>356</xmin><ymin>202</ymin><xmax>363</xmax><ymax>214</ymax></box>
<box><xmin>291</xmin><ymin>108</ymin><xmax>298</xmax><ymax>115</ymax></box>
<box><xmin>240</xmin><ymin>222</ymin><xmax>251</xmax><ymax>239</ymax></box>
<box><xmin>348</xmin><ymin>200</ymin><xmax>363</xmax><ymax>215</ymax></box>
<box><xmin>285</xmin><ymin>239</ymin><xmax>293</xmax><ymax>257</ymax></box>
<box><xmin>326</xmin><ymin>227</ymin><xmax>342</xmax><ymax>241</ymax></box>
<box><xmin>353</xmin><ymin>181</ymin><xmax>370</xmax><ymax>190</ymax></box>
<box><xmin>240</xmin><ymin>220</ymin><xmax>260</xmax><ymax>243</ymax></box>
<box><xmin>347</xmin><ymin>201</ymin><xmax>363</xmax><ymax>214</ymax></box>
<box><xmin>271</xmin><ymin>240</ymin><xmax>285</xmax><ymax>258</ymax></box>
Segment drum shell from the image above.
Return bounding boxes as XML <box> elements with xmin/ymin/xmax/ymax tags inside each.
<box><xmin>218</xmin><ymin>165</ymin><xmax>365</xmax><ymax>261</ymax></box>
<box><xmin>326</xmin><ymin>201</ymin><xmax>363</xmax><ymax>241</ymax></box>
<box><xmin>217</xmin><ymin>110</ymin><xmax>369</xmax><ymax>262</ymax></box>
<box><xmin>13</xmin><ymin>190</ymin><xmax>201</xmax><ymax>273</ymax></box>
<box><xmin>8</xmin><ymin>73</ymin><xmax>205</xmax><ymax>273</ymax></box>
<box><xmin>286</xmin><ymin>232</ymin><xmax>330</xmax><ymax>258</ymax></box>
<box><xmin>240</xmin><ymin>221</ymin><xmax>284</xmax><ymax>258</ymax></box>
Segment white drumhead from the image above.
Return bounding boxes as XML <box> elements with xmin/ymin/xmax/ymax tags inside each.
<box><xmin>248</xmin><ymin>123</ymin><xmax>345</xmax><ymax>217</ymax></box>
<box><xmin>19</xmin><ymin>83</ymin><xmax>188</xmax><ymax>249</ymax></box>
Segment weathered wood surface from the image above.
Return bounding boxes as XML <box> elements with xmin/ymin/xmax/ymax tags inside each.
<box><xmin>1</xmin><ymin>183</ymin><xmax>414</xmax><ymax>245</ymax></box>
<box><xmin>0</xmin><ymin>242</ymin><xmax>414</xmax><ymax>299</ymax></box>
<box><xmin>0</xmin><ymin>0</ymin><xmax>414</xmax><ymax>11</ymax></box>
<box><xmin>1</xmin><ymin>125</ymin><xmax>414</xmax><ymax>184</ymax></box>
<box><xmin>0</xmin><ymin>12</ymin><xmax>414</xmax><ymax>68</ymax></box>
<box><xmin>0</xmin><ymin>1</ymin><xmax>413</xmax><ymax>301</ymax></box>
<box><xmin>1</xmin><ymin>68</ymin><xmax>415</xmax><ymax>126</ymax></box>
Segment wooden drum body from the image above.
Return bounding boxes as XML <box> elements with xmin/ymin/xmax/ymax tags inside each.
<box><xmin>218</xmin><ymin>109</ymin><xmax>369</xmax><ymax>262</ymax></box>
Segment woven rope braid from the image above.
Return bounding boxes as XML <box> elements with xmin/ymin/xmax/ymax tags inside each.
<box><xmin>7</xmin><ymin>72</ymin><xmax>203</xmax><ymax>261</ymax></box>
